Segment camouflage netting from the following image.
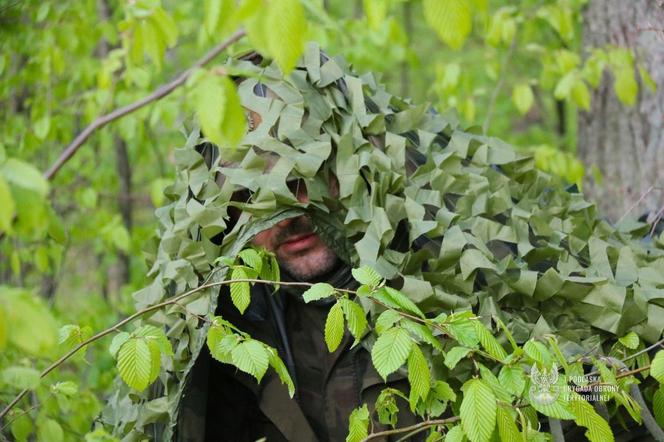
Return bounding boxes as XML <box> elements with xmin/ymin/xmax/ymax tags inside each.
<box><xmin>103</xmin><ymin>44</ymin><xmax>664</xmax><ymax>439</ymax></box>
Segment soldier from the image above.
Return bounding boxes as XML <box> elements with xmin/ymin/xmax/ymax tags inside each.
<box><xmin>104</xmin><ymin>46</ymin><xmax>664</xmax><ymax>442</ymax></box>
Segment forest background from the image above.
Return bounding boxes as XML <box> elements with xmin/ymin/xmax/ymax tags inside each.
<box><xmin>0</xmin><ymin>0</ymin><xmax>662</xmax><ymax>440</ymax></box>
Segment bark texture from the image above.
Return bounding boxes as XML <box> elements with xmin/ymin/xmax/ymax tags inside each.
<box><xmin>578</xmin><ymin>0</ymin><xmax>664</xmax><ymax>221</ymax></box>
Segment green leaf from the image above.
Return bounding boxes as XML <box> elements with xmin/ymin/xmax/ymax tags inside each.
<box><xmin>52</xmin><ymin>381</ymin><xmax>78</xmax><ymax>397</ymax></box>
<box><xmin>651</xmin><ymin>350</ymin><xmax>664</xmax><ymax>383</ymax></box>
<box><xmin>10</xmin><ymin>409</ymin><xmax>33</xmax><ymax>441</ymax></box>
<box><xmin>653</xmin><ymin>386</ymin><xmax>664</xmax><ymax>428</ymax></box>
<box><xmin>37</xmin><ymin>418</ymin><xmax>63</xmax><ymax>442</ymax></box>
<box><xmin>423</xmin><ymin>0</ymin><xmax>472</xmax><ymax>50</ymax></box>
<box><xmin>530</xmin><ymin>394</ymin><xmax>575</xmax><ymax>420</ymax></box>
<box><xmin>474</xmin><ymin>321</ymin><xmax>507</xmax><ymax>361</ymax></box>
<box><xmin>568</xmin><ymin>393</ymin><xmax>614</xmax><ymax>442</ymax></box>
<box><xmin>230</xmin><ymin>266</ymin><xmax>251</xmax><ymax>314</ymax></box>
<box><xmin>445</xmin><ymin>315</ymin><xmax>479</xmax><ymax>347</ymax></box>
<box><xmin>571</xmin><ymin>78</ymin><xmax>591</xmax><ymax>111</ymax></box>
<box><xmin>324</xmin><ymin>301</ymin><xmax>345</xmax><ymax>352</ymax></box>
<box><xmin>0</xmin><ymin>175</ymin><xmax>14</xmax><ymax>232</ymax></box>
<box><xmin>408</xmin><ymin>344</ymin><xmax>431</xmax><ymax>409</ymax></box>
<box><xmin>346</xmin><ymin>404</ymin><xmax>370</xmax><ymax>442</ymax></box>
<box><xmin>523</xmin><ymin>340</ymin><xmax>552</xmax><ymax>366</ymax></box>
<box><xmin>351</xmin><ymin>265</ymin><xmax>382</xmax><ymax>287</ymax></box>
<box><xmin>1</xmin><ymin>158</ymin><xmax>49</xmax><ymax>196</ymax></box>
<box><xmin>266</xmin><ymin>0</ymin><xmax>306</xmax><ymax>73</ymax></box>
<box><xmin>376</xmin><ymin>388</ymin><xmax>400</xmax><ymax>427</ymax></box>
<box><xmin>618</xmin><ymin>331</ymin><xmax>639</xmax><ymax>350</ymax></box>
<box><xmin>445</xmin><ymin>346</ymin><xmax>473</xmax><ymax>370</ymax></box>
<box><xmin>231</xmin><ymin>339</ymin><xmax>270</xmax><ymax>382</ymax></box>
<box><xmin>498</xmin><ymin>365</ymin><xmax>526</xmax><ymax>396</ymax></box>
<box><xmin>152</xmin><ymin>7</ymin><xmax>178</xmax><ymax>47</ymax></box>
<box><xmin>375</xmin><ymin>309</ymin><xmax>402</xmax><ymax>334</ymax></box>
<box><xmin>0</xmin><ymin>366</ymin><xmax>41</xmax><ymax>390</ymax></box>
<box><xmin>267</xmin><ymin>347</ymin><xmax>295</xmax><ymax>397</ymax></box>
<box><xmin>554</xmin><ymin>72</ymin><xmax>575</xmax><ymax>100</ymax></box>
<box><xmin>207</xmin><ymin>327</ymin><xmax>239</xmax><ymax>364</ymax></box>
<box><xmin>371</xmin><ymin>327</ymin><xmax>413</xmax><ymax>380</ymax></box>
<box><xmin>147</xmin><ymin>339</ymin><xmax>162</xmax><ymax>383</ymax></box>
<box><xmin>363</xmin><ymin>0</ymin><xmax>387</xmax><ymax>31</ymax></box>
<box><xmin>303</xmin><ymin>282</ymin><xmax>336</xmax><ymax>303</ymax></box>
<box><xmin>3</xmin><ymin>288</ymin><xmax>58</xmax><ymax>356</ymax></box>
<box><xmin>192</xmin><ymin>72</ymin><xmax>246</xmax><ymax>148</ymax></box>
<box><xmin>460</xmin><ymin>379</ymin><xmax>497</xmax><ymax>442</ymax></box>
<box><xmin>373</xmin><ymin>287</ymin><xmax>425</xmax><ymax>318</ymax></box>
<box><xmin>402</xmin><ymin>319</ymin><xmax>443</xmax><ymax>352</ymax></box>
<box><xmin>109</xmin><ymin>332</ymin><xmax>130</xmax><ymax>358</ymax></box>
<box><xmin>134</xmin><ymin>325</ymin><xmax>173</xmax><ymax>356</ymax></box>
<box><xmin>512</xmin><ymin>84</ymin><xmax>534</xmax><ymax>115</ymax></box>
<box><xmin>346</xmin><ymin>404</ymin><xmax>369</xmax><ymax>442</ymax></box>
<box><xmin>614</xmin><ymin>69</ymin><xmax>638</xmax><ymax>106</ymax></box>
<box><xmin>445</xmin><ymin>425</ymin><xmax>466</xmax><ymax>442</ymax></box>
<box><xmin>33</xmin><ymin>115</ymin><xmax>50</xmax><ymax>140</ymax></box>
<box><xmin>340</xmin><ymin>298</ymin><xmax>368</xmax><ymax>343</ymax></box>
<box><xmin>238</xmin><ymin>248</ymin><xmax>262</xmax><ymax>273</ymax></box>
<box><xmin>117</xmin><ymin>337</ymin><xmax>152</xmax><ymax>391</ymax></box>
<box><xmin>496</xmin><ymin>406</ymin><xmax>520</xmax><ymax>441</ymax></box>
<box><xmin>478</xmin><ymin>364</ymin><xmax>511</xmax><ymax>403</ymax></box>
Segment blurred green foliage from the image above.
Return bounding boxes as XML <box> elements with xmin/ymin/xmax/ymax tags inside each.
<box><xmin>0</xmin><ymin>0</ymin><xmax>655</xmax><ymax>439</ymax></box>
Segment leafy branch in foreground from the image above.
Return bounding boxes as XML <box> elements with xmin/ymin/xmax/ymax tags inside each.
<box><xmin>5</xmin><ymin>252</ymin><xmax>664</xmax><ymax>442</ymax></box>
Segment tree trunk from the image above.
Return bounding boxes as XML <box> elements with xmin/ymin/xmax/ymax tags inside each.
<box><xmin>578</xmin><ymin>0</ymin><xmax>664</xmax><ymax>221</ymax></box>
<box><xmin>113</xmin><ymin>135</ymin><xmax>133</xmax><ymax>288</ymax></box>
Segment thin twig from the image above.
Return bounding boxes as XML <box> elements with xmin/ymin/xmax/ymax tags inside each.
<box><xmin>622</xmin><ymin>337</ymin><xmax>664</xmax><ymax>363</ymax></box>
<box><xmin>616</xmin><ymin>185</ymin><xmax>655</xmax><ymax>225</ymax></box>
<box><xmin>483</xmin><ymin>33</ymin><xmax>518</xmax><ymax>135</ymax></box>
<box><xmin>362</xmin><ymin>417</ymin><xmax>459</xmax><ymax>442</ymax></box>
<box><xmin>43</xmin><ymin>29</ymin><xmax>246</xmax><ymax>180</ymax></box>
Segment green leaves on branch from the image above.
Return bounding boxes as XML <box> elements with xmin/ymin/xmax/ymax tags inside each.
<box><xmin>114</xmin><ymin>325</ymin><xmax>173</xmax><ymax>392</ymax></box>
<box><xmin>206</xmin><ymin>316</ymin><xmax>294</xmax><ymax>392</ymax></box>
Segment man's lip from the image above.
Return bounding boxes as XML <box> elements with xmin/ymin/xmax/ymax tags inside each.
<box><xmin>278</xmin><ymin>233</ymin><xmax>318</xmax><ymax>253</ymax></box>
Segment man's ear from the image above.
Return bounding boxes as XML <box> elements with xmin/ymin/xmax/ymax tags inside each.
<box><xmin>246</xmin><ymin>109</ymin><xmax>262</xmax><ymax>131</ymax></box>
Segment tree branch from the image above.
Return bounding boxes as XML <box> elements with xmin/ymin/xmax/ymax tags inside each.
<box><xmin>43</xmin><ymin>29</ymin><xmax>246</xmax><ymax>181</ymax></box>
<box><xmin>362</xmin><ymin>417</ymin><xmax>460</xmax><ymax>442</ymax></box>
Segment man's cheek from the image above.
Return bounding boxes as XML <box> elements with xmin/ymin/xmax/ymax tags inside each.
<box><xmin>251</xmin><ymin>230</ymin><xmax>274</xmax><ymax>251</ymax></box>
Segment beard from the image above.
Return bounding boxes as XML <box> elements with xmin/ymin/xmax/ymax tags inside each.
<box><xmin>273</xmin><ymin>217</ymin><xmax>339</xmax><ymax>282</ymax></box>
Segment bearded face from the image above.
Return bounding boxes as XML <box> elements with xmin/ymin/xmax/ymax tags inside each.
<box><xmin>249</xmin><ymin>180</ymin><xmax>339</xmax><ymax>281</ymax></box>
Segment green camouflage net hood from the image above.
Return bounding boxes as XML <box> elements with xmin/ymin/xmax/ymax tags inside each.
<box><xmin>103</xmin><ymin>44</ymin><xmax>664</xmax><ymax>440</ymax></box>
